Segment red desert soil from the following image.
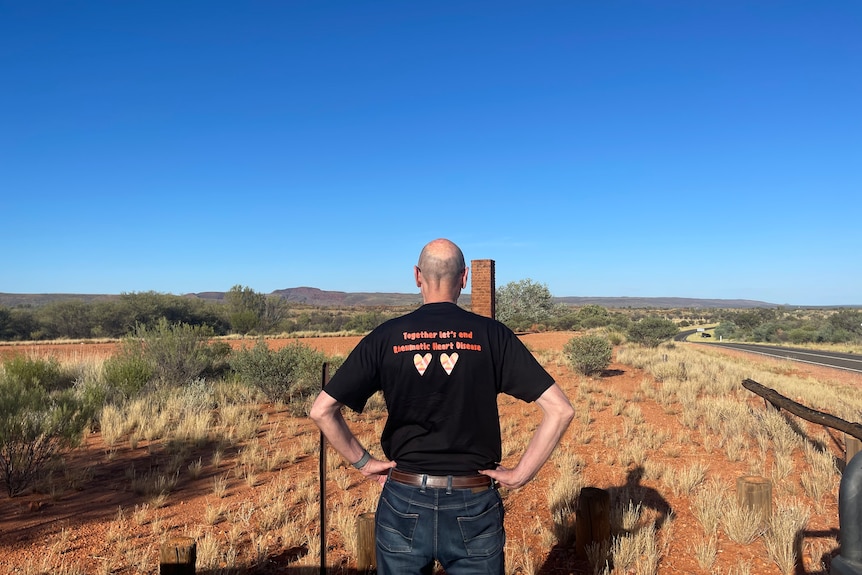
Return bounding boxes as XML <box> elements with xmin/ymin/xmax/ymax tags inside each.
<box><xmin>0</xmin><ymin>334</ymin><xmax>859</xmax><ymax>574</ymax></box>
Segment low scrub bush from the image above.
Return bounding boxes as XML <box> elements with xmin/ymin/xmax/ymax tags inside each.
<box><xmin>130</xmin><ymin>319</ymin><xmax>216</xmax><ymax>387</ymax></box>
<box><xmin>71</xmin><ymin>371</ymin><xmax>116</xmax><ymax>429</ymax></box>
<box><xmin>229</xmin><ymin>339</ymin><xmax>329</xmax><ymax>411</ymax></box>
<box><xmin>202</xmin><ymin>340</ymin><xmax>234</xmax><ymax>379</ymax></box>
<box><xmin>0</xmin><ymin>373</ymin><xmax>89</xmax><ymax>496</ymax></box>
<box><xmin>564</xmin><ymin>334</ymin><xmax>613</xmax><ymax>376</ymax></box>
<box><xmin>2</xmin><ymin>355</ymin><xmax>76</xmax><ymax>392</ymax></box>
<box><xmin>103</xmin><ymin>353</ymin><xmax>154</xmax><ymax>400</ymax></box>
<box><xmin>606</xmin><ymin>330</ymin><xmax>625</xmax><ymax>346</ymax></box>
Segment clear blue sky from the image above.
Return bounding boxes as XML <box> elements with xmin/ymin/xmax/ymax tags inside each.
<box><xmin>2</xmin><ymin>2</ymin><xmax>859</xmax><ymax>306</ymax></box>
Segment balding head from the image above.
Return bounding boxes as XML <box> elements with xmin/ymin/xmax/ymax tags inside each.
<box><xmin>415</xmin><ymin>239</ymin><xmax>468</xmax><ymax>303</ymax></box>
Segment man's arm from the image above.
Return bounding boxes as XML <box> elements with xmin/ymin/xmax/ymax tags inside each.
<box><xmin>309</xmin><ymin>390</ymin><xmax>396</xmax><ymax>485</ymax></box>
<box><xmin>480</xmin><ymin>383</ymin><xmax>574</xmax><ymax>489</ymax></box>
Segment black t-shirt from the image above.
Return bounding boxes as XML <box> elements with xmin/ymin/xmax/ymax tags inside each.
<box><xmin>324</xmin><ymin>302</ymin><xmax>555</xmax><ymax>475</ymax></box>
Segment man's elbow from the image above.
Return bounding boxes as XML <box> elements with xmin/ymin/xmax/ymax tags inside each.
<box><xmin>549</xmin><ymin>392</ymin><xmax>575</xmax><ymax>428</ymax></box>
<box><xmin>308</xmin><ymin>403</ymin><xmax>322</xmax><ymax>425</ymax></box>
<box><xmin>559</xmin><ymin>402</ymin><xmax>575</xmax><ymax>427</ymax></box>
<box><xmin>539</xmin><ymin>385</ymin><xmax>575</xmax><ymax>426</ymax></box>
<box><xmin>308</xmin><ymin>393</ymin><xmax>332</xmax><ymax>426</ymax></box>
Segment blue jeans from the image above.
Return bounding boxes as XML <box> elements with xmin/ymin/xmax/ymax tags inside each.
<box><xmin>375</xmin><ymin>477</ymin><xmax>505</xmax><ymax>575</ymax></box>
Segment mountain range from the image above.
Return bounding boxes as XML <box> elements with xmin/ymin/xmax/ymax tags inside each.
<box><xmin>0</xmin><ymin>287</ymin><xmax>784</xmax><ymax>309</ymax></box>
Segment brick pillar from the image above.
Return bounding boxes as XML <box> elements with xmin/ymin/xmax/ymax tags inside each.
<box><xmin>470</xmin><ymin>259</ymin><xmax>495</xmax><ymax>319</ymax></box>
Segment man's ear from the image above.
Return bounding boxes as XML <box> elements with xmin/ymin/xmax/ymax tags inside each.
<box><xmin>461</xmin><ymin>267</ymin><xmax>469</xmax><ymax>289</ymax></box>
<box><xmin>414</xmin><ymin>266</ymin><xmax>422</xmax><ymax>288</ymax></box>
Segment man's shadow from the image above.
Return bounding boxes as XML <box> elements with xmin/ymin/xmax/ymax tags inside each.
<box><xmin>538</xmin><ymin>465</ymin><xmax>672</xmax><ymax>574</ymax></box>
<box><xmin>609</xmin><ymin>465</ymin><xmax>673</xmax><ymax>532</ymax></box>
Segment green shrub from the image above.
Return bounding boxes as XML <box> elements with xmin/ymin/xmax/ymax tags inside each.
<box><xmin>345</xmin><ymin>311</ymin><xmax>396</xmax><ymax>333</ymax></box>
<box><xmin>606</xmin><ymin>330</ymin><xmax>625</xmax><ymax>346</ymax></box>
<box><xmin>788</xmin><ymin>327</ymin><xmax>816</xmax><ymax>344</ymax></box>
<box><xmin>0</xmin><ymin>375</ymin><xmax>88</xmax><ymax>496</ymax></box>
<box><xmin>714</xmin><ymin>321</ymin><xmax>739</xmax><ymax>340</ymax></box>
<box><xmin>202</xmin><ymin>340</ymin><xmax>233</xmax><ymax>379</ymax></box>
<box><xmin>815</xmin><ymin>324</ymin><xmax>852</xmax><ymax>344</ymax></box>
<box><xmin>577</xmin><ymin>305</ymin><xmax>612</xmax><ymax>329</ymax></box>
<box><xmin>229</xmin><ymin>339</ymin><xmax>327</xmax><ymax>412</ymax></box>
<box><xmin>549</xmin><ymin>310</ymin><xmax>579</xmax><ymax>331</ymax></box>
<box><xmin>133</xmin><ymin>318</ymin><xmax>215</xmax><ymax>386</ymax></box>
<box><xmin>564</xmin><ymin>334</ymin><xmax>613</xmax><ymax>376</ymax></box>
<box><xmin>2</xmin><ymin>355</ymin><xmax>75</xmax><ymax>392</ymax></box>
<box><xmin>73</xmin><ymin>375</ymin><xmax>111</xmax><ymax>425</ymax></box>
<box><xmin>103</xmin><ymin>353</ymin><xmax>154</xmax><ymax>399</ymax></box>
<box><xmin>829</xmin><ymin>309</ymin><xmax>862</xmax><ymax>336</ymax></box>
<box><xmin>627</xmin><ymin>317</ymin><xmax>679</xmax><ymax>348</ymax></box>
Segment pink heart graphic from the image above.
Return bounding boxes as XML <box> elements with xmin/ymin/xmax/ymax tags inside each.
<box><xmin>414</xmin><ymin>353</ymin><xmax>432</xmax><ymax>376</ymax></box>
<box><xmin>440</xmin><ymin>352</ymin><xmax>459</xmax><ymax>375</ymax></box>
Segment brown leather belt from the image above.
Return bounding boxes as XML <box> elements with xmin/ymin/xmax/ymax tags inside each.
<box><xmin>389</xmin><ymin>469</ymin><xmax>493</xmax><ymax>489</ymax></box>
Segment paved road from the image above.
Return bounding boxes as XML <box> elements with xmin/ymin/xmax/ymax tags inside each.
<box><xmin>675</xmin><ymin>330</ymin><xmax>862</xmax><ymax>374</ymax></box>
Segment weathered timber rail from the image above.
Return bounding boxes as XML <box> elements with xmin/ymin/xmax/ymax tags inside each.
<box><xmin>741</xmin><ymin>378</ymin><xmax>862</xmax><ymax>574</ymax></box>
<box><xmin>742</xmin><ymin>378</ymin><xmax>862</xmax><ymax>442</ymax></box>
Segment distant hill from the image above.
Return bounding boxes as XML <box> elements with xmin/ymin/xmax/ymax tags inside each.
<box><xmin>183</xmin><ymin>287</ymin><xmax>424</xmax><ymax>307</ymax></box>
<box><xmin>270</xmin><ymin>287</ymin><xmax>423</xmax><ymax>307</ymax></box>
<box><xmin>0</xmin><ymin>288</ymin><xmax>791</xmax><ymax>309</ymax></box>
<box><xmin>0</xmin><ymin>293</ymin><xmax>118</xmax><ymax>307</ymax></box>
<box><xmin>553</xmin><ymin>296</ymin><xmax>780</xmax><ymax>309</ymax></box>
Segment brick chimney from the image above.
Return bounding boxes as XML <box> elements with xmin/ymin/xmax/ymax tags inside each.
<box><xmin>470</xmin><ymin>259</ymin><xmax>495</xmax><ymax>319</ymax></box>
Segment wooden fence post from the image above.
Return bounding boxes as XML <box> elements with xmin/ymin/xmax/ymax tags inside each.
<box><xmin>320</xmin><ymin>363</ymin><xmax>330</xmax><ymax>575</ymax></box>
<box><xmin>846</xmin><ymin>433</ymin><xmax>862</xmax><ymax>466</ymax></box>
<box><xmin>575</xmin><ymin>487</ymin><xmax>611</xmax><ymax>560</ymax></box>
<box><xmin>357</xmin><ymin>512</ymin><xmax>376</xmax><ymax>572</ymax></box>
<box><xmin>159</xmin><ymin>536</ymin><xmax>196</xmax><ymax>574</ymax></box>
<box><xmin>736</xmin><ymin>476</ymin><xmax>772</xmax><ymax>521</ymax></box>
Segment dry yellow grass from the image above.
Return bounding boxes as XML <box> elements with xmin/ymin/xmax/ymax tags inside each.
<box><xmin>1</xmin><ymin>335</ymin><xmax>855</xmax><ymax>573</ymax></box>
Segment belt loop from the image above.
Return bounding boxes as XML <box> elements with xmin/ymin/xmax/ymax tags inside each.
<box><xmin>446</xmin><ymin>475</ymin><xmax>453</xmax><ymax>495</ymax></box>
<box><xmin>419</xmin><ymin>473</ymin><xmax>427</xmax><ymax>493</ymax></box>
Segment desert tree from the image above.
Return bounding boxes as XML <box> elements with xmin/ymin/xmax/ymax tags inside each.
<box><xmin>226</xmin><ymin>285</ymin><xmax>267</xmax><ymax>334</ymax></box>
<box><xmin>496</xmin><ymin>279</ymin><xmax>555</xmax><ymax>331</ymax></box>
<box><xmin>627</xmin><ymin>316</ymin><xmax>679</xmax><ymax>348</ymax></box>
<box><xmin>260</xmin><ymin>294</ymin><xmax>289</xmax><ymax>333</ymax></box>
<box><xmin>0</xmin><ymin>307</ymin><xmax>13</xmax><ymax>340</ymax></box>
<box><xmin>37</xmin><ymin>300</ymin><xmax>94</xmax><ymax>340</ymax></box>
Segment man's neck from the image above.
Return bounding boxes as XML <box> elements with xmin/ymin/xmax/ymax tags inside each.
<box><xmin>423</xmin><ymin>298</ymin><xmax>457</xmax><ymax>305</ymax></box>
<box><xmin>421</xmin><ymin>291</ymin><xmax>460</xmax><ymax>305</ymax></box>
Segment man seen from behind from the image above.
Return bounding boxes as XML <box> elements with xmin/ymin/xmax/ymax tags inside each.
<box><xmin>310</xmin><ymin>238</ymin><xmax>575</xmax><ymax>575</ymax></box>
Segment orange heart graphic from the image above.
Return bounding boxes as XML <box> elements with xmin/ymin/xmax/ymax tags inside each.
<box><xmin>440</xmin><ymin>352</ymin><xmax>459</xmax><ymax>375</ymax></box>
<box><xmin>414</xmin><ymin>353</ymin><xmax>432</xmax><ymax>376</ymax></box>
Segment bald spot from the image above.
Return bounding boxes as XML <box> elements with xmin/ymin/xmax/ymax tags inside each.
<box><xmin>417</xmin><ymin>239</ymin><xmax>465</xmax><ymax>289</ymax></box>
